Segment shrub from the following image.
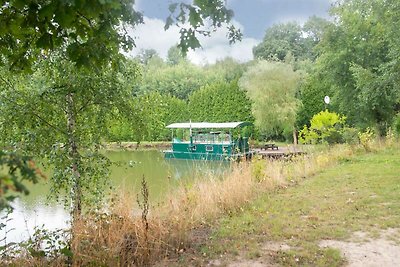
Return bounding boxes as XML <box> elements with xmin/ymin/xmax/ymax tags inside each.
<box><xmin>358</xmin><ymin>127</ymin><xmax>375</xmax><ymax>152</ymax></box>
<box><xmin>393</xmin><ymin>113</ymin><xmax>400</xmax><ymax>136</ymax></box>
<box><xmin>299</xmin><ymin>110</ymin><xmax>346</xmax><ymax>144</ymax></box>
<box><xmin>342</xmin><ymin>127</ymin><xmax>359</xmax><ymax>145</ymax></box>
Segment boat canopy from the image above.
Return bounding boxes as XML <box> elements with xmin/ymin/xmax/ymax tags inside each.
<box><xmin>166</xmin><ymin>122</ymin><xmax>252</xmax><ymax>129</ymax></box>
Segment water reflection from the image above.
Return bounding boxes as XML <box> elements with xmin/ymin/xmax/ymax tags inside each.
<box><xmin>1</xmin><ymin>150</ymin><xmax>230</xmax><ymax>243</ymax></box>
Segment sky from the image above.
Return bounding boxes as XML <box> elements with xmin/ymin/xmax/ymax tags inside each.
<box><xmin>128</xmin><ymin>0</ymin><xmax>334</xmax><ymax>65</ymax></box>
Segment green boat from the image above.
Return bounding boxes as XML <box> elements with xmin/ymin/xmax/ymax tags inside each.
<box><xmin>163</xmin><ymin>122</ymin><xmax>255</xmax><ymax>161</ymax></box>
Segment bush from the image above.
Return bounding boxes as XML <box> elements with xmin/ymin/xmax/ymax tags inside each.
<box><xmin>299</xmin><ymin>110</ymin><xmax>346</xmax><ymax>144</ymax></box>
<box><xmin>393</xmin><ymin>113</ymin><xmax>400</xmax><ymax>136</ymax></box>
<box><xmin>358</xmin><ymin>128</ymin><xmax>375</xmax><ymax>152</ymax></box>
<box><xmin>342</xmin><ymin>127</ymin><xmax>359</xmax><ymax>145</ymax></box>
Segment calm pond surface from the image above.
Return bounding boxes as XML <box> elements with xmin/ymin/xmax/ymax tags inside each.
<box><xmin>1</xmin><ymin>150</ymin><xmax>230</xmax><ymax>243</ymax></box>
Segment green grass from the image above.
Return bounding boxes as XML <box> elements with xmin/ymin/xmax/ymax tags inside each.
<box><xmin>205</xmin><ymin>147</ymin><xmax>400</xmax><ymax>266</ymax></box>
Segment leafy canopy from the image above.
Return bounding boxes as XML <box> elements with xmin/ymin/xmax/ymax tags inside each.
<box><xmin>0</xmin><ymin>0</ymin><xmax>241</xmax><ymax>70</ymax></box>
<box><xmin>239</xmin><ymin>61</ymin><xmax>302</xmax><ymax>139</ymax></box>
<box><xmin>253</xmin><ymin>17</ymin><xmax>331</xmax><ymax>62</ymax></box>
<box><xmin>188</xmin><ymin>80</ymin><xmax>253</xmax><ymax>123</ymax></box>
<box><xmin>305</xmin><ymin>0</ymin><xmax>400</xmax><ymax>132</ymax></box>
<box><xmin>0</xmin><ymin>57</ymin><xmax>140</xmax><ymax>206</ymax></box>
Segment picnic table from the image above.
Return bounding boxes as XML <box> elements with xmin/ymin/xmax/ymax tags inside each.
<box><xmin>262</xmin><ymin>143</ymin><xmax>279</xmax><ymax>150</ymax></box>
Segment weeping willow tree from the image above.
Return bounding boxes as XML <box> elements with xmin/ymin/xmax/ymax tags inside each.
<box><xmin>239</xmin><ymin>61</ymin><xmax>303</xmax><ymax>141</ymax></box>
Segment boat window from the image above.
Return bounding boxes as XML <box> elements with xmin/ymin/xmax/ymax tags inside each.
<box><xmin>191</xmin><ymin>145</ymin><xmax>197</xmax><ymax>151</ymax></box>
<box><xmin>206</xmin><ymin>145</ymin><xmax>213</xmax><ymax>152</ymax></box>
<box><xmin>224</xmin><ymin>134</ymin><xmax>230</xmax><ymax>142</ymax></box>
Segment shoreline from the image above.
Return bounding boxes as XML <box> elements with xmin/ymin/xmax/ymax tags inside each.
<box><xmin>104</xmin><ymin>141</ymin><xmax>170</xmax><ymax>151</ymax></box>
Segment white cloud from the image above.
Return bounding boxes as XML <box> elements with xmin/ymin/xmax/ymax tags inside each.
<box><xmin>187</xmin><ymin>23</ymin><xmax>259</xmax><ymax>65</ymax></box>
<box><xmin>127</xmin><ymin>17</ymin><xmax>260</xmax><ymax>65</ymax></box>
<box><xmin>127</xmin><ymin>17</ymin><xmax>180</xmax><ymax>59</ymax></box>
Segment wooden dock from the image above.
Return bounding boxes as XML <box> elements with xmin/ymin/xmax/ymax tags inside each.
<box><xmin>254</xmin><ymin>146</ymin><xmax>305</xmax><ymax>159</ymax></box>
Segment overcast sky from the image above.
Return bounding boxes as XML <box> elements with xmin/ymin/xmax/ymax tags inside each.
<box><xmin>129</xmin><ymin>0</ymin><xmax>334</xmax><ymax>64</ymax></box>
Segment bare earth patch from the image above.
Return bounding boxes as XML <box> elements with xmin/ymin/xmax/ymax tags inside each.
<box><xmin>320</xmin><ymin>229</ymin><xmax>400</xmax><ymax>267</ymax></box>
<box><xmin>208</xmin><ymin>242</ymin><xmax>291</xmax><ymax>267</ymax></box>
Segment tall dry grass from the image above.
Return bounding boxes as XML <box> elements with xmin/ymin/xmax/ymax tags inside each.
<box><xmin>6</xmin><ymin>142</ymin><xmax>396</xmax><ymax>266</ymax></box>
<box><xmin>69</xmin><ymin>144</ymin><xmax>362</xmax><ymax>266</ymax></box>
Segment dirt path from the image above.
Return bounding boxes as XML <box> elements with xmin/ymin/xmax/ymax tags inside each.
<box><xmin>207</xmin><ymin>229</ymin><xmax>400</xmax><ymax>267</ymax></box>
<box><xmin>320</xmin><ymin>229</ymin><xmax>400</xmax><ymax>267</ymax></box>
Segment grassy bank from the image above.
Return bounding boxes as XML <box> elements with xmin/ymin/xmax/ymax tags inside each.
<box><xmin>192</xmin><ymin>145</ymin><xmax>400</xmax><ymax>266</ymax></box>
<box><xmin>3</xmin><ymin>141</ymin><xmax>398</xmax><ymax>266</ymax></box>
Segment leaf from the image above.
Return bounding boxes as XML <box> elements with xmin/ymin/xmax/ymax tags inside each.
<box><xmin>28</xmin><ymin>248</ymin><xmax>46</xmax><ymax>258</ymax></box>
<box><xmin>168</xmin><ymin>3</ymin><xmax>178</xmax><ymax>13</ymax></box>
<box><xmin>164</xmin><ymin>16</ymin><xmax>174</xmax><ymax>30</ymax></box>
<box><xmin>188</xmin><ymin>7</ymin><xmax>202</xmax><ymax>28</ymax></box>
<box><xmin>60</xmin><ymin>246</ymin><xmax>73</xmax><ymax>257</ymax></box>
<box><xmin>36</xmin><ymin>33</ymin><xmax>53</xmax><ymax>50</ymax></box>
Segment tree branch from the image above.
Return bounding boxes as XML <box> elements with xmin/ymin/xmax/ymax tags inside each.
<box><xmin>0</xmin><ymin>76</ymin><xmax>68</xmax><ymax>136</ymax></box>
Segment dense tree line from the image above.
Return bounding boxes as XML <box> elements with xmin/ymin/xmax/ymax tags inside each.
<box><xmin>2</xmin><ymin>0</ymin><xmax>400</xmax><ymax>215</ymax></box>
<box><xmin>109</xmin><ymin>0</ymin><xmax>400</xmax><ymax>142</ymax></box>
<box><xmin>251</xmin><ymin>0</ymin><xmax>400</xmax><ymax>140</ymax></box>
<box><xmin>301</xmin><ymin>0</ymin><xmax>400</xmax><ymax>134</ymax></box>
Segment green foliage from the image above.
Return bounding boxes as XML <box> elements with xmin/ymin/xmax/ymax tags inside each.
<box><xmin>358</xmin><ymin>128</ymin><xmax>375</xmax><ymax>152</ymax></box>
<box><xmin>393</xmin><ymin>113</ymin><xmax>400</xmax><ymax>136</ymax></box>
<box><xmin>188</xmin><ymin>80</ymin><xmax>253</xmax><ymax>123</ymax></box>
<box><xmin>299</xmin><ymin>110</ymin><xmax>347</xmax><ymax>144</ymax></box>
<box><xmin>167</xmin><ymin>45</ymin><xmax>187</xmax><ymax>65</ymax></box>
<box><xmin>1</xmin><ymin>226</ymin><xmax>71</xmax><ymax>262</ymax></box>
<box><xmin>296</xmin><ymin>70</ymin><xmax>331</xmax><ymax>128</ymax></box>
<box><xmin>306</xmin><ymin>0</ymin><xmax>400</xmax><ymax>131</ymax></box>
<box><xmin>253</xmin><ymin>17</ymin><xmax>331</xmax><ymax>62</ymax></box>
<box><xmin>135</xmin><ymin>61</ymin><xmax>214</xmax><ymax>99</ymax></box>
<box><xmin>135</xmin><ymin>49</ymin><xmax>161</xmax><ymax>65</ymax></box>
<box><xmin>253</xmin><ymin>22</ymin><xmax>304</xmax><ymax>61</ymax></box>
<box><xmin>342</xmin><ymin>127</ymin><xmax>360</xmax><ymax>145</ymax></box>
<box><xmin>205</xmin><ymin>57</ymin><xmax>248</xmax><ymax>82</ymax></box>
<box><xmin>0</xmin><ymin>152</ymin><xmax>41</xmax><ymax>211</ymax></box>
<box><xmin>251</xmin><ymin>159</ymin><xmax>266</xmax><ymax>182</ymax></box>
<box><xmin>165</xmin><ymin>0</ymin><xmax>242</xmax><ymax>54</ymax></box>
<box><xmin>109</xmin><ymin>92</ymin><xmax>189</xmax><ymax>142</ymax></box>
<box><xmin>1</xmin><ymin>0</ymin><xmax>240</xmax><ymax>71</ymax></box>
<box><xmin>136</xmin><ymin>58</ymin><xmax>244</xmax><ymax>100</ymax></box>
<box><xmin>0</xmin><ymin>0</ymin><xmax>143</xmax><ymax>70</ymax></box>
<box><xmin>0</xmin><ymin>57</ymin><xmax>140</xmax><ymax>208</ymax></box>
<box><xmin>239</xmin><ymin>61</ymin><xmax>302</xmax><ymax>140</ymax></box>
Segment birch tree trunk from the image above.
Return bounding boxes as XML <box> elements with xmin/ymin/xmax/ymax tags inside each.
<box><xmin>66</xmin><ymin>92</ymin><xmax>82</xmax><ymax>220</ymax></box>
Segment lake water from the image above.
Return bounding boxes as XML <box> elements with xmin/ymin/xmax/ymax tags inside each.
<box><xmin>1</xmin><ymin>150</ymin><xmax>229</xmax><ymax>243</ymax></box>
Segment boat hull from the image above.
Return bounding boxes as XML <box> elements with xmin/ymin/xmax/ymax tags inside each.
<box><xmin>163</xmin><ymin>150</ymin><xmax>255</xmax><ymax>161</ymax></box>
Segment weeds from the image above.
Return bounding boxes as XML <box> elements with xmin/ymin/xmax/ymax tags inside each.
<box><xmin>0</xmin><ymin>225</ymin><xmax>70</xmax><ymax>266</ymax></box>
<box><xmin>3</xmin><ymin>140</ymin><xmax>398</xmax><ymax>266</ymax></box>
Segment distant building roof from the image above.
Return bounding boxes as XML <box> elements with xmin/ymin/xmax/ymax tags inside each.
<box><xmin>166</xmin><ymin>122</ymin><xmax>252</xmax><ymax>129</ymax></box>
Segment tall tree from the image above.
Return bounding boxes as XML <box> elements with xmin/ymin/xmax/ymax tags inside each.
<box><xmin>253</xmin><ymin>18</ymin><xmax>330</xmax><ymax>62</ymax></box>
<box><xmin>167</xmin><ymin>45</ymin><xmax>187</xmax><ymax>65</ymax></box>
<box><xmin>109</xmin><ymin>92</ymin><xmax>189</xmax><ymax>142</ymax></box>
<box><xmin>135</xmin><ymin>49</ymin><xmax>162</xmax><ymax>65</ymax></box>
<box><xmin>305</xmin><ymin>0</ymin><xmax>400</xmax><ymax>132</ymax></box>
<box><xmin>0</xmin><ymin>57</ymin><xmax>140</xmax><ymax>218</ymax></box>
<box><xmin>188</xmin><ymin>80</ymin><xmax>253</xmax><ymax>123</ymax></box>
<box><xmin>135</xmin><ymin>60</ymin><xmax>222</xmax><ymax>100</ymax></box>
<box><xmin>239</xmin><ymin>61</ymin><xmax>302</xmax><ymax>140</ymax></box>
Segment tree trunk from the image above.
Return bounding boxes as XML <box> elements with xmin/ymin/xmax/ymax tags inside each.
<box><xmin>66</xmin><ymin>93</ymin><xmax>82</xmax><ymax>220</ymax></box>
<box><xmin>293</xmin><ymin>129</ymin><xmax>298</xmax><ymax>145</ymax></box>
